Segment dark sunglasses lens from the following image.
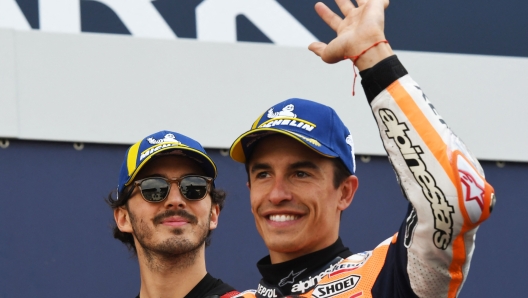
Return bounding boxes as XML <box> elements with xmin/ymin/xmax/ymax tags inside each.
<box><xmin>180</xmin><ymin>176</ymin><xmax>208</xmax><ymax>200</ymax></box>
<box><xmin>140</xmin><ymin>178</ymin><xmax>169</xmax><ymax>202</ymax></box>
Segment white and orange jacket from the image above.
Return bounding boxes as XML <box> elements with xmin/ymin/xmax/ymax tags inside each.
<box><xmin>235</xmin><ymin>56</ymin><xmax>495</xmax><ymax>298</ymax></box>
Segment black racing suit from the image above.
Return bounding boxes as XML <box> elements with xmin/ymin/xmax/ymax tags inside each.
<box><xmin>136</xmin><ymin>273</ymin><xmax>238</xmax><ymax>298</ymax></box>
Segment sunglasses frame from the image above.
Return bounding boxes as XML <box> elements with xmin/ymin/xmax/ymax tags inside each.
<box><xmin>133</xmin><ymin>175</ymin><xmax>213</xmax><ymax>202</ymax></box>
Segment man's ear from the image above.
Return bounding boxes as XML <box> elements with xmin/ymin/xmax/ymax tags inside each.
<box><xmin>337</xmin><ymin>175</ymin><xmax>358</xmax><ymax>211</ymax></box>
<box><xmin>114</xmin><ymin>206</ymin><xmax>133</xmax><ymax>233</ymax></box>
<box><xmin>209</xmin><ymin>203</ymin><xmax>221</xmax><ymax>230</ymax></box>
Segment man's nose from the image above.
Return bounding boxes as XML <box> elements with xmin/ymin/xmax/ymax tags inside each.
<box><xmin>268</xmin><ymin>177</ymin><xmax>293</xmax><ymax>205</ymax></box>
<box><xmin>164</xmin><ymin>182</ymin><xmax>186</xmax><ymax>209</ymax></box>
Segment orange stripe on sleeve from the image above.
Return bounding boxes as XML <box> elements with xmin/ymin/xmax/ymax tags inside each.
<box><xmin>386</xmin><ymin>81</ymin><xmax>456</xmax><ymax>185</ymax></box>
<box><xmin>386</xmin><ymin>81</ymin><xmax>465</xmax><ymax>298</ymax></box>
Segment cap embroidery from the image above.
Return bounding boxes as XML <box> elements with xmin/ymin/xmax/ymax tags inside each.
<box><xmin>140</xmin><ymin>143</ymin><xmax>179</xmax><ymax>161</ymax></box>
<box><xmin>267</xmin><ymin>104</ymin><xmax>297</xmax><ymax>118</ymax></box>
<box><xmin>147</xmin><ymin>133</ymin><xmax>178</xmax><ymax>144</ymax></box>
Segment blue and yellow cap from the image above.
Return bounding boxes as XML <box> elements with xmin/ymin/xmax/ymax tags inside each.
<box><xmin>117</xmin><ymin>130</ymin><xmax>217</xmax><ymax>194</ymax></box>
<box><xmin>230</xmin><ymin>98</ymin><xmax>355</xmax><ymax>175</ymax></box>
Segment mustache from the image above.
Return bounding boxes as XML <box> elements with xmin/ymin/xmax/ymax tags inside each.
<box><xmin>153</xmin><ymin>209</ymin><xmax>198</xmax><ymax>225</ymax></box>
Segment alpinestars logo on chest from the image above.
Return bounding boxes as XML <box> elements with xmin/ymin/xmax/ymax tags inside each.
<box><xmin>279</xmin><ymin>268</ymin><xmax>307</xmax><ymax>286</ymax></box>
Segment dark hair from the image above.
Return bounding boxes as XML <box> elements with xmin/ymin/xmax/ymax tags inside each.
<box><xmin>331</xmin><ymin>158</ymin><xmax>352</xmax><ymax>189</ymax></box>
<box><xmin>106</xmin><ymin>185</ymin><xmax>227</xmax><ymax>254</ymax></box>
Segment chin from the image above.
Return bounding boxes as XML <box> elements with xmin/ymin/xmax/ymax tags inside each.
<box><xmin>265</xmin><ymin>237</ymin><xmax>303</xmax><ymax>253</ymax></box>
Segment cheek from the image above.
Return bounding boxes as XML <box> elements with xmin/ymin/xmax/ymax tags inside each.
<box><xmin>249</xmin><ymin>188</ymin><xmax>264</xmax><ymax>211</ymax></box>
<box><xmin>311</xmin><ymin>188</ymin><xmax>338</xmax><ymax>215</ymax></box>
<box><xmin>196</xmin><ymin>201</ymin><xmax>213</xmax><ymax>218</ymax></box>
<box><xmin>249</xmin><ymin>196</ymin><xmax>259</xmax><ymax>215</ymax></box>
<box><xmin>127</xmin><ymin>199</ymin><xmax>152</xmax><ymax>219</ymax></box>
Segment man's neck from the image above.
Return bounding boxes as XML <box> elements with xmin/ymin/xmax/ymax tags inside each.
<box><xmin>137</xmin><ymin>245</ymin><xmax>207</xmax><ymax>298</ymax></box>
<box><xmin>269</xmin><ymin>235</ymin><xmax>339</xmax><ymax>264</ymax></box>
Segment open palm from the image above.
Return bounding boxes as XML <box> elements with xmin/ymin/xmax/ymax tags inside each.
<box><xmin>309</xmin><ymin>0</ymin><xmax>389</xmax><ymax>64</ymax></box>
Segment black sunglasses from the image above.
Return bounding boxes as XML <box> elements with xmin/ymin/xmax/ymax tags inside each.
<box><xmin>133</xmin><ymin>175</ymin><xmax>213</xmax><ymax>202</ymax></box>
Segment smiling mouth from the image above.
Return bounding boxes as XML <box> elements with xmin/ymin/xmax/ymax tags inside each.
<box><xmin>268</xmin><ymin>214</ymin><xmax>300</xmax><ymax>222</ymax></box>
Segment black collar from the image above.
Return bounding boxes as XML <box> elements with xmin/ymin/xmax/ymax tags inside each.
<box><xmin>135</xmin><ymin>273</ymin><xmax>236</xmax><ymax>298</ymax></box>
<box><xmin>256</xmin><ymin>238</ymin><xmax>352</xmax><ymax>295</ymax></box>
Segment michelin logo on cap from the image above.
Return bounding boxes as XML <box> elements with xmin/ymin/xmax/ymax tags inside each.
<box><xmin>259</xmin><ymin>104</ymin><xmax>316</xmax><ymax>132</ymax></box>
<box><xmin>140</xmin><ymin>133</ymin><xmax>187</xmax><ymax>161</ymax></box>
<box><xmin>147</xmin><ymin>133</ymin><xmax>179</xmax><ymax>145</ymax></box>
<box><xmin>268</xmin><ymin>104</ymin><xmax>297</xmax><ymax>118</ymax></box>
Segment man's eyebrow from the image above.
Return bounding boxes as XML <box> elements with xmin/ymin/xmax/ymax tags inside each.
<box><xmin>145</xmin><ymin>174</ymin><xmax>164</xmax><ymax>178</ymax></box>
<box><xmin>249</xmin><ymin>163</ymin><xmax>271</xmax><ymax>173</ymax></box>
<box><xmin>289</xmin><ymin>161</ymin><xmax>319</xmax><ymax>171</ymax></box>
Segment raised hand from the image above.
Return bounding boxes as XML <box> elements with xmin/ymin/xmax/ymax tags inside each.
<box><xmin>308</xmin><ymin>0</ymin><xmax>393</xmax><ymax>70</ymax></box>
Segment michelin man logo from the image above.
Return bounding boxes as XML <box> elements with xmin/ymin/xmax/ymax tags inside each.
<box><xmin>268</xmin><ymin>104</ymin><xmax>297</xmax><ymax>118</ymax></box>
<box><xmin>147</xmin><ymin>133</ymin><xmax>179</xmax><ymax>145</ymax></box>
<box><xmin>259</xmin><ymin>103</ymin><xmax>316</xmax><ymax>132</ymax></box>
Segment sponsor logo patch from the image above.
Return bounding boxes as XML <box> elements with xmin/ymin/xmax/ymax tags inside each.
<box><xmin>329</xmin><ymin>253</ymin><xmax>370</xmax><ymax>278</ymax></box>
<box><xmin>147</xmin><ymin>133</ymin><xmax>178</xmax><ymax>144</ymax></box>
<box><xmin>278</xmin><ymin>268</ymin><xmax>307</xmax><ymax>287</ymax></box>
<box><xmin>379</xmin><ymin>108</ymin><xmax>454</xmax><ymax>250</ymax></box>
<box><xmin>457</xmin><ymin>155</ymin><xmax>485</xmax><ymax>223</ymax></box>
<box><xmin>140</xmin><ymin>143</ymin><xmax>179</xmax><ymax>161</ymax></box>
<box><xmin>256</xmin><ymin>284</ymin><xmax>278</xmax><ymax>298</ymax></box>
<box><xmin>259</xmin><ymin>104</ymin><xmax>316</xmax><ymax>132</ymax></box>
<box><xmin>268</xmin><ymin>104</ymin><xmax>297</xmax><ymax>118</ymax></box>
<box><xmin>311</xmin><ymin>275</ymin><xmax>361</xmax><ymax>298</ymax></box>
<box><xmin>291</xmin><ymin>257</ymin><xmax>366</xmax><ymax>294</ymax></box>
<box><xmin>291</xmin><ymin>264</ymin><xmax>335</xmax><ymax>293</ymax></box>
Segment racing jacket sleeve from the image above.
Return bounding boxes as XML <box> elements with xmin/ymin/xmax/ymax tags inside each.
<box><xmin>362</xmin><ymin>55</ymin><xmax>495</xmax><ymax>297</ymax></box>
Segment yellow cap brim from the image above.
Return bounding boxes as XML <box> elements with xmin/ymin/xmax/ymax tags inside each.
<box><xmin>229</xmin><ymin>127</ymin><xmax>336</xmax><ymax>163</ymax></box>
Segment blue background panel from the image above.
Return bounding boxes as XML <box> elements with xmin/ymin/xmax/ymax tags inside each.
<box><xmin>12</xmin><ymin>0</ymin><xmax>528</xmax><ymax>57</ymax></box>
<box><xmin>0</xmin><ymin>140</ymin><xmax>525</xmax><ymax>297</ymax></box>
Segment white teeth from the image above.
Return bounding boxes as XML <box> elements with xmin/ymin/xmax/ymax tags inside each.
<box><xmin>269</xmin><ymin>214</ymin><xmax>299</xmax><ymax>222</ymax></box>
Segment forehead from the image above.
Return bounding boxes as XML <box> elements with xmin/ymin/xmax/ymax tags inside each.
<box><xmin>249</xmin><ymin>134</ymin><xmax>324</xmax><ymax>164</ymax></box>
<box><xmin>136</xmin><ymin>155</ymin><xmax>205</xmax><ymax>179</ymax></box>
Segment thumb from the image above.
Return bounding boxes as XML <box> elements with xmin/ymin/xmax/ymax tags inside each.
<box><xmin>308</xmin><ymin>42</ymin><xmax>327</xmax><ymax>58</ymax></box>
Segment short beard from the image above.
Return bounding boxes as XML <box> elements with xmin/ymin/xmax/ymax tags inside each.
<box><xmin>129</xmin><ymin>208</ymin><xmax>211</xmax><ymax>272</ymax></box>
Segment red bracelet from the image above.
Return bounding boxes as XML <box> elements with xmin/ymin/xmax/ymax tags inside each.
<box><xmin>344</xmin><ymin>40</ymin><xmax>388</xmax><ymax>96</ymax></box>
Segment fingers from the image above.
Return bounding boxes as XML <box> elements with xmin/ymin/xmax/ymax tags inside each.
<box><xmin>355</xmin><ymin>0</ymin><xmax>367</xmax><ymax>6</ymax></box>
<box><xmin>335</xmin><ymin>0</ymin><xmax>356</xmax><ymax>15</ymax></box>
<box><xmin>314</xmin><ymin>2</ymin><xmax>342</xmax><ymax>32</ymax></box>
<box><xmin>356</xmin><ymin>0</ymin><xmax>389</xmax><ymax>9</ymax></box>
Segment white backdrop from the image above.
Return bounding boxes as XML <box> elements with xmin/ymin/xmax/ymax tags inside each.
<box><xmin>0</xmin><ymin>28</ymin><xmax>526</xmax><ymax>162</ymax></box>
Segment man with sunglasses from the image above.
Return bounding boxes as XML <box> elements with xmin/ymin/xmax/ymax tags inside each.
<box><xmin>107</xmin><ymin>130</ymin><xmax>238</xmax><ymax>298</ymax></box>
<box><xmin>231</xmin><ymin>0</ymin><xmax>495</xmax><ymax>297</ymax></box>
